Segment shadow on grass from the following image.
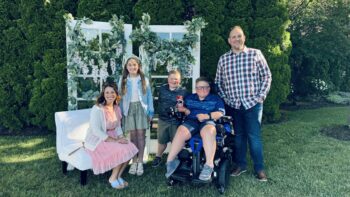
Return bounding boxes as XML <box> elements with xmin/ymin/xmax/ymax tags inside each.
<box><xmin>320</xmin><ymin>125</ymin><xmax>350</xmax><ymax>141</ymax></box>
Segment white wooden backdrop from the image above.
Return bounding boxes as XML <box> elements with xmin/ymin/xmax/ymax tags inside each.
<box><xmin>66</xmin><ymin>21</ymin><xmax>201</xmax><ymax>161</ymax></box>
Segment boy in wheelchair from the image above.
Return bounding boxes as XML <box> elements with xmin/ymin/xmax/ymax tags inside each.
<box><xmin>165</xmin><ymin>77</ymin><xmax>233</xmax><ymax>191</ymax></box>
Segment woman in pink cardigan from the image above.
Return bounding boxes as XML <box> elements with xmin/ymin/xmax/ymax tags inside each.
<box><xmin>84</xmin><ymin>83</ymin><xmax>138</xmax><ymax>189</ymax></box>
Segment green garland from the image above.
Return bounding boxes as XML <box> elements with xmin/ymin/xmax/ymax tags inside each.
<box><xmin>64</xmin><ymin>13</ymin><xmax>126</xmax><ymax>110</ymax></box>
<box><xmin>63</xmin><ymin>13</ymin><xmax>206</xmax><ymax>110</ymax></box>
<box><xmin>130</xmin><ymin>13</ymin><xmax>207</xmax><ymax>77</ymax></box>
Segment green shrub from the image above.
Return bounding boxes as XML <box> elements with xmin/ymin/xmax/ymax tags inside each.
<box><xmin>134</xmin><ymin>0</ymin><xmax>184</xmax><ymax>25</ymax></box>
<box><xmin>0</xmin><ymin>0</ymin><xmax>294</xmax><ymax>131</ymax></box>
<box><xmin>325</xmin><ymin>92</ymin><xmax>350</xmax><ymax>105</ymax></box>
<box><xmin>28</xmin><ymin>1</ymin><xmax>77</xmax><ymax>131</ymax></box>
<box><xmin>0</xmin><ymin>0</ymin><xmax>33</xmax><ymax>131</ymax></box>
<box><xmin>289</xmin><ymin>0</ymin><xmax>350</xmax><ymax>97</ymax></box>
<box><xmin>190</xmin><ymin>0</ymin><xmax>227</xmax><ymax>80</ymax></box>
<box><xmin>30</xmin><ymin>50</ymin><xmax>67</xmax><ymax>130</ymax></box>
<box><xmin>249</xmin><ymin>0</ymin><xmax>291</xmax><ymax>122</ymax></box>
<box><xmin>78</xmin><ymin>0</ymin><xmax>134</xmax><ymax>22</ymax></box>
<box><xmin>0</xmin><ymin>28</ymin><xmax>32</xmax><ymax>130</ymax></box>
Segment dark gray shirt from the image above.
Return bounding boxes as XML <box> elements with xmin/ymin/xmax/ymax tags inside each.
<box><xmin>157</xmin><ymin>84</ymin><xmax>188</xmax><ymax>122</ymax></box>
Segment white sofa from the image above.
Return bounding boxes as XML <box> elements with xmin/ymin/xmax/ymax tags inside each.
<box><xmin>55</xmin><ymin>108</ymin><xmax>155</xmax><ymax>185</ymax></box>
<box><xmin>55</xmin><ymin>108</ymin><xmax>92</xmax><ymax>185</ymax></box>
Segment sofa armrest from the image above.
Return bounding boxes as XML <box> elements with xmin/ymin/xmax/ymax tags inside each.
<box><xmin>55</xmin><ymin>109</ymin><xmax>91</xmax><ymax>155</ymax></box>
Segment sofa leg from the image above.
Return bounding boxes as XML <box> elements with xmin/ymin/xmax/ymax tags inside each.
<box><xmin>80</xmin><ymin>170</ymin><xmax>88</xmax><ymax>185</ymax></box>
<box><xmin>62</xmin><ymin>161</ymin><xmax>68</xmax><ymax>175</ymax></box>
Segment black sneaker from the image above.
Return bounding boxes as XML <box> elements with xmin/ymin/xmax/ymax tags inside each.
<box><xmin>152</xmin><ymin>156</ymin><xmax>162</xmax><ymax>168</ymax></box>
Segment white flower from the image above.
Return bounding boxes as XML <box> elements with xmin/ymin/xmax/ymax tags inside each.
<box><xmin>100</xmin><ymin>68</ymin><xmax>109</xmax><ymax>82</ymax></box>
<box><xmin>81</xmin><ymin>63</ymin><xmax>89</xmax><ymax>78</ymax></box>
<box><xmin>91</xmin><ymin>65</ymin><xmax>99</xmax><ymax>83</ymax></box>
<box><xmin>110</xmin><ymin>59</ymin><xmax>116</xmax><ymax>74</ymax></box>
<box><xmin>116</xmin><ymin>44</ymin><xmax>123</xmax><ymax>56</ymax></box>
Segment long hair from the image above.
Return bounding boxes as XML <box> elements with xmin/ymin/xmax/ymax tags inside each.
<box><xmin>96</xmin><ymin>83</ymin><xmax>121</xmax><ymax>105</ymax></box>
<box><xmin>120</xmin><ymin>56</ymin><xmax>147</xmax><ymax>96</ymax></box>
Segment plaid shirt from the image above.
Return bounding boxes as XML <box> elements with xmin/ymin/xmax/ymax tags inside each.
<box><xmin>215</xmin><ymin>47</ymin><xmax>272</xmax><ymax>110</ymax></box>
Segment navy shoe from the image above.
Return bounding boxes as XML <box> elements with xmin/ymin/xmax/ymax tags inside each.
<box><xmin>152</xmin><ymin>156</ymin><xmax>162</xmax><ymax>168</ymax></box>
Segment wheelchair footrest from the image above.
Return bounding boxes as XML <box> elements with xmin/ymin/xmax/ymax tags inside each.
<box><xmin>171</xmin><ymin>173</ymin><xmax>192</xmax><ymax>182</ymax></box>
<box><xmin>171</xmin><ymin>173</ymin><xmax>212</xmax><ymax>184</ymax></box>
<box><xmin>192</xmin><ymin>178</ymin><xmax>212</xmax><ymax>184</ymax></box>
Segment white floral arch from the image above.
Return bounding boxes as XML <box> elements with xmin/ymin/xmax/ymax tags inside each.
<box><xmin>65</xmin><ymin>14</ymin><xmax>205</xmax><ymax>156</ymax></box>
<box><xmin>65</xmin><ymin>15</ymin><xmax>132</xmax><ymax>110</ymax></box>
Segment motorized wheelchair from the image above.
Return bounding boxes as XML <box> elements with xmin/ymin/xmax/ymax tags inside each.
<box><xmin>166</xmin><ymin>115</ymin><xmax>235</xmax><ymax>194</ymax></box>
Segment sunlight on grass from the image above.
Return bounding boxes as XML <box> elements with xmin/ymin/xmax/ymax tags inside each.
<box><xmin>0</xmin><ymin>138</ymin><xmax>47</xmax><ymax>150</ymax></box>
<box><xmin>0</xmin><ymin>147</ymin><xmax>55</xmax><ymax>163</ymax></box>
<box><xmin>18</xmin><ymin>138</ymin><xmax>47</xmax><ymax>148</ymax></box>
<box><xmin>0</xmin><ymin>136</ymin><xmax>56</xmax><ymax>164</ymax></box>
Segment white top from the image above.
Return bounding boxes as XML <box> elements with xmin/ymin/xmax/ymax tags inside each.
<box><xmin>130</xmin><ymin>77</ymin><xmax>140</xmax><ymax>102</ymax></box>
<box><xmin>83</xmin><ymin>105</ymin><xmax>123</xmax><ymax>151</ymax></box>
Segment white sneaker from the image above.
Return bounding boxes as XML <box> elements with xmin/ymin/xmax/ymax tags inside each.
<box><xmin>136</xmin><ymin>163</ymin><xmax>144</xmax><ymax>176</ymax></box>
<box><xmin>128</xmin><ymin>163</ymin><xmax>137</xmax><ymax>175</ymax></box>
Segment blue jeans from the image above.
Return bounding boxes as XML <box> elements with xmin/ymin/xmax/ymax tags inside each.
<box><xmin>226</xmin><ymin>103</ymin><xmax>264</xmax><ymax>173</ymax></box>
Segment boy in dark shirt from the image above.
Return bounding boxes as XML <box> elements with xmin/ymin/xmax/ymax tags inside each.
<box><xmin>152</xmin><ymin>70</ymin><xmax>188</xmax><ymax>167</ymax></box>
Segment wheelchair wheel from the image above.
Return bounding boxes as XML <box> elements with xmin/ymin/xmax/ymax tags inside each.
<box><xmin>217</xmin><ymin>159</ymin><xmax>231</xmax><ymax>194</ymax></box>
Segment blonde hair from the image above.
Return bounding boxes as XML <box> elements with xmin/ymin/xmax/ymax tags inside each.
<box><xmin>168</xmin><ymin>69</ymin><xmax>181</xmax><ymax>78</ymax></box>
<box><xmin>120</xmin><ymin>56</ymin><xmax>147</xmax><ymax>96</ymax></box>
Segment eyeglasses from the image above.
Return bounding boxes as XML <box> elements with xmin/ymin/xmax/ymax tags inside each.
<box><xmin>195</xmin><ymin>86</ymin><xmax>210</xmax><ymax>91</ymax></box>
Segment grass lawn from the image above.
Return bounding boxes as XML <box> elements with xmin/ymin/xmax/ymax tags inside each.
<box><xmin>1</xmin><ymin>106</ymin><xmax>350</xmax><ymax>197</ymax></box>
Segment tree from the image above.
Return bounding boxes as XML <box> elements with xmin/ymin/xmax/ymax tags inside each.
<box><xmin>77</xmin><ymin>0</ymin><xmax>134</xmax><ymax>22</ymax></box>
<box><xmin>190</xmin><ymin>0</ymin><xmax>227</xmax><ymax>80</ymax></box>
<box><xmin>133</xmin><ymin>0</ymin><xmax>184</xmax><ymax>25</ymax></box>
<box><xmin>251</xmin><ymin>0</ymin><xmax>292</xmax><ymax>121</ymax></box>
<box><xmin>0</xmin><ymin>0</ymin><xmax>32</xmax><ymax>130</ymax></box>
<box><xmin>29</xmin><ymin>1</ymin><xmax>77</xmax><ymax>130</ymax></box>
<box><xmin>289</xmin><ymin>0</ymin><xmax>350</xmax><ymax>97</ymax></box>
<box><xmin>221</xmin><ymin>0</ymin><xmax>253</xmax><ymax>39</ymax></box>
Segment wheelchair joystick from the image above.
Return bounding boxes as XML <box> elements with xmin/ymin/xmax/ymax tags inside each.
<box><xmin>176</xmin><ymin>95</ymin><xmax>184</xmax><ymax>108</ymax></box>
<box><xmin>168</xmin><ymin>95</ymin><xmax>185</xmax><ymax>120</ymax></box>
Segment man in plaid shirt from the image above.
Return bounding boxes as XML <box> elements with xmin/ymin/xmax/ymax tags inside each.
<box><xmin>215</xmin><ymin>26</ymin><xmax>272</xmax><ymax>182</ymax></box>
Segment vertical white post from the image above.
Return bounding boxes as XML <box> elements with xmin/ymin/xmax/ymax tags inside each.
<box><xmin>191</xmin><ymin>30</ymin><xmax>201</xmax><ymax>93</ymax></box>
